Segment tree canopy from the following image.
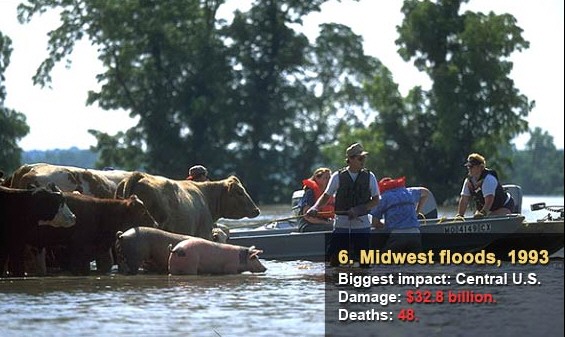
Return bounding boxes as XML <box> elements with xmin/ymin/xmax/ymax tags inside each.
<box><xmin>3</xmin><ymin>0</ymin><xmax>556</xmax><ymax>203</ymax></box>
<box><xmin>0</xmin><ymin>31</ymin><xmax>29</xmax><ymax>173</ymax></box>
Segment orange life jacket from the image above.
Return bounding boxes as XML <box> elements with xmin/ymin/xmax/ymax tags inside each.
<box><xmin>379</xmin><ymin>176</ymin><xmax>406</xmax><ymax>194</ymax></box>
<box><xmin>302</xmin><ymin>178</ymin><xmax>335</xmax><ymax>218</ymax></box>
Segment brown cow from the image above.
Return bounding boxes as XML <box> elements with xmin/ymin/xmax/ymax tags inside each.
<box><xmin>1</xmin><ymin>184</ymin><xmax>76</xmax><ymax>277</ymax></box>
<box><xmin>32</xmin><ymin>192</ymin><xmax>158</xmax><ymax>275</ymax></box>
<box><xmin>115</xmin><ymin>172</ymin><xmax>260</xmax><ymax>238</ymax></box>
<box><xmin>7</xmin><ymin>163</ymin><xmax>131</xmax><ymax>198</ymax></box>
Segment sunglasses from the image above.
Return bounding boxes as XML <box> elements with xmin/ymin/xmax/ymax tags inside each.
<box><xmin>353</xmin><ymin>155</ymin><xmax>366</xmax><ymax>161</ymax></box>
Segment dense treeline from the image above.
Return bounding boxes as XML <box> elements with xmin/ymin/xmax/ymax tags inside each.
<box><xmin>22</xmin><ymin>147</ymin><xmax>98</xmax><ymax>169</ymax></box>
<box><xmin>1</xmin><ymin>0</ymin><xmax>563</xmax><ymax>203</ymax></box>
<box><xmin>17</xmin><ymin>131</ymin><xmax>564</xmax><ymax>198</ymax></box>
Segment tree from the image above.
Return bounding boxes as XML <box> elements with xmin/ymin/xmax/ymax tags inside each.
<box><xmin>19</xmin><ymin>0</ymin><xmax>237</xmax><ymax>179</ymax></box>
<box><xmin>0</xmin><ymin>32</ymin><xmax>29</xmax><ymax>173</ymax></box>
<box><xmin>393</xmin><ymin>0</ymin><xmax>533</xmax><ymax>201</ymax></box>
<box><xmin>511</xmin><ymin>128</ymin><xmax>564</xmax><ymax>195</ymax></box>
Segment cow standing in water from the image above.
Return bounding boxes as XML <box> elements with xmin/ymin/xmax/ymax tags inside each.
<box><xmin>0</xmin><ymin>184</ymin><xmax>76</xmax><ymax>277</ymax></box>
<box><xmin>115</xmin><ymin>172</ymin><xmax>260</xmax><ymax>238</ymax></box>
<box><xmin>34</xmin><ymin>193</ymin><xmax>159</xmax><ymax>275</ymax></box>
<box><xmin>6</xmin><ymin>163</ymin><xmax>131</xmax><ymax>198</ymax></box>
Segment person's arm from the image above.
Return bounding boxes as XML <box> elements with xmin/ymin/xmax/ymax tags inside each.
<box><xmin>457</xmin><ymin>179</ymin><xmax>470</xmax><ymax>216</ymax></box>
<box><xmin>478</xmin><ymin>175</ymin><xmax>497</xmax><ymax>215</ymax></box>
<box><xmin>480</xmin><ymin>195</ymin><xmax>495</xmax><ymax>215</ymax></box>
<box><xmin>307</xmin><ymin>193</ymin><xmax>331</xmax><ymax>216</ymax></box>
<box><xmin>372</xmin><ymin>217</ymin><xmax>385</xmax><ymax>229</ymax></box>
<box><xmin>416</xmin><ymin>188</ymin><xmax>429</xmax><ymax>214</ymax></box>
<box><xmin>370</xmin><ymin>198</ymin><xmax>384</xmax><ymax>228</ymax></box>
<box><xmin>347</xmin><ymin>194</ymin><xmax>379</xmax><ymax>219</ymax></box>
<box><xmin>302</xmin><ymin>204</ymin><xmax>331</xmax><ymax>224</ymax></box>
<box><xmin>457</xmin><ymin>195</ymin><xmax>470</xmax><ymax>216</ymax></box>
<box><xmin>300</xmin><ymin>189</ymin><xmax>330</xmax><ymax>224</ymax></box>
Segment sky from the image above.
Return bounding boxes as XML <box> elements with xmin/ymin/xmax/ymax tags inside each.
<box><xmin>0</xmin><ymin>0</ymin><xmax>564</xmax><ymax>151</ymax></box>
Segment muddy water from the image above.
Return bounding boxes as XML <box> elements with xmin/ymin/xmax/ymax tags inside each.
<box><xmin>0</xmin><ymin>196</ymin><xmax>563</xmax><ymax>337</ymax></box>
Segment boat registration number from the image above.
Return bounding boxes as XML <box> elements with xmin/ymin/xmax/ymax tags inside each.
<box><xmin>444</xmin><ymin>223</ymin><xmax>492</xmax><ymax>234</ymax></box>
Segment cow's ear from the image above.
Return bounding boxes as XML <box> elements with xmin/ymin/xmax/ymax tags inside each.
<box><xmin>48</xmin><ymin>183</ymin><xmax>63</xmax><ymax>193</ymax></box>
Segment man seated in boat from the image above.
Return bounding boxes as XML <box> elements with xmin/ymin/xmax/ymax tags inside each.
<box><xmin>297</xmin><ymin>168</ymin><xmax>335</xmax><ymax>232</ymax></box>
<box><xmin>370</xmin><ymin>177</ymin><xmax>430</xmax><ymax>253</ymax></box>
<box><xmin>456</xmin><ymin>153</ymin><xmax>515</xmax><ymax>218</ymax></box>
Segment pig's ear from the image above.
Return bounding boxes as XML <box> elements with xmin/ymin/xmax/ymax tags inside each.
<box><xmin>249</xmin><ymin>249</ymin><xmax>263</xmax><ymax>259</ymax></box>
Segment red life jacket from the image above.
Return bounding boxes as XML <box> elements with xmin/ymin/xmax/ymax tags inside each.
<box><xmin>379</xmin><ymin>176</ymin><xmax>406</xmax><ymax>193</ymax></box>
<box><xmin>302</xmin><ymin>178</ymin><xmax>335</xmax><ymax>218</ymax></box>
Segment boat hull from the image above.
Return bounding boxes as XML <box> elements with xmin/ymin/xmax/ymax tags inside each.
<box><xmin>228</xmin><ymin>215</ymin><xmax>564</xmax><ymax>261</ymax></box>
<box><xmin>486</xmin><ymin>220</ymin><xmax>564</xmax><ymax>259</ymax></box>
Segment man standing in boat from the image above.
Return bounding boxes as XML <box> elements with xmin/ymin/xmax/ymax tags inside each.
<box><xmin>307</xmin><ymin>143</ymin><xmax>380</xmax><ymax>266</ymax></box>
<box><xmin>456</xmin><ymin>153</ymin><xmax>515</xmax><ymax>218</ymax></box>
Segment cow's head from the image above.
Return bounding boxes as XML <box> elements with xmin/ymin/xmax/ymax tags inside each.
<box><xmin>220</xmin><ymin>176</ymin><xmax>260</xmax><ymax>219</ymax></box>
<box><xmin>125</xmin><ymin>195</ymin><xmax>159</xmax><ymax>228</ymax></box>
<box><xmin>35</xmin><ymin>183</ymin><xmax>76</xmax><ymax>228</ymax></box>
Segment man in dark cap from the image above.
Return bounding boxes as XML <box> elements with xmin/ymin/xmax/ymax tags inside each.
<box><xmin>456</xmin><ymin>153</ymin><xmax>515</xmax><ymax>218</ymax></box>
<box><xmin>307</xmin><ymin>142</ymin><xmax>380</xmax><ymax>266</ymax></box>
<box><xmin>187</xmin><ymin>165</ymin><xmax>209</xmax><ymax>182</ymax></box>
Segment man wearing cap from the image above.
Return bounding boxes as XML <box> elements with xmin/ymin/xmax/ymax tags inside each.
<box><xmin>307</xmin><ymin>143</ymin><xmax>380</xmax><ymax>266</ymax></box>
<box><xmin>457</xmin><ymin>153</ymin><xmax>515</xmax><ymax>218</ymax></box>
<box><xmin>187</xmin><ymin>165</ymin><xmax>209</xmax><ymax>182</ymax></box>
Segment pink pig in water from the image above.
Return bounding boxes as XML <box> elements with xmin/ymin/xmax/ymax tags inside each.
<box><xmin>168</xmin><ymin>237</ymin><xmax>267</xmax><ymax>275</ymax></box>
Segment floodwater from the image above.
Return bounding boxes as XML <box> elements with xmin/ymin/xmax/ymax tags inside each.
<box><xmin>0</xmin><ymin>196</ymin><xmax>563</xmax><ymax>337</ymax></box>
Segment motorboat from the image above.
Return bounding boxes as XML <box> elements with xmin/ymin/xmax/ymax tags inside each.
<box><xmin>226</xmin><ymin>185</ymin><xmax>564</xmax><ymax>261</ymax></box>
<box><xmin>486</xmin><ymin>202</ymin><xmax>564</xmax><ymax>259</ymax></box>
<box><xmin>228</xmin><ymin>214</ymin><xmax>529</xmax><ymax>261</ymax></box>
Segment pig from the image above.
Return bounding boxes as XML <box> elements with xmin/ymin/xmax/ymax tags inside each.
<box><xmin>115</xmin><ymin>226</ymin><xmax>230</xmax><ymax>275</ymax></box>
<box><xmin>168</xmin><ymin>237</ymin><xmax>267</xmax><ymax>275</ymax></box>
<box><xmin>115</xmin><ymin>227</ymin><xmax>190</xmax><ymax>274</ymax></box>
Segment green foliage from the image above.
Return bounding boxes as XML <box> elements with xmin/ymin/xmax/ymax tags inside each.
<box><xmin>88</xmin><ymin>129</ymin><xmax>145</xmax><ymax>171</ymax></box>
<box><xmin>0</xmin><ymin>32</ymin><xmax>29</xmax><ymax>173</ymax></box>
<box><xmin>11</xmin><ymin>0</ymin><xmax>561</xmax><ymax>204</ymax></box>
<box><xmin>510</xmin><ymin>128</ymin><xmax>564</xmax><ymax>195</ymax></box>
<box><xmin>389</xmin><ymin>0</ymin><xmax>532</xmax><ymax>201</ymax></box>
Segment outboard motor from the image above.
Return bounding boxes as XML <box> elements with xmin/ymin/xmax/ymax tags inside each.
<box><xmin>503</xmin><ymin>185</ymin><xmax>523</xmax><ymax>213</ymax></box>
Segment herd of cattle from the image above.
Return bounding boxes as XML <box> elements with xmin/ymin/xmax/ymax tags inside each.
<box><xmin>0</xmin><ymin>163</ymin><xmax>267</xmax><ymax>277</ymax></box>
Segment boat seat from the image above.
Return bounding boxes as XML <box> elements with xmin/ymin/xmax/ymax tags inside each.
<box><xmin>503</xmin><ymin>184</ymin><xmax>522</xmax><ymax>213</ymax></box>
<box><xmin>420</xmin><ymin>188</ymin><xmax>438</xmax><ymax>219</ymax></box>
